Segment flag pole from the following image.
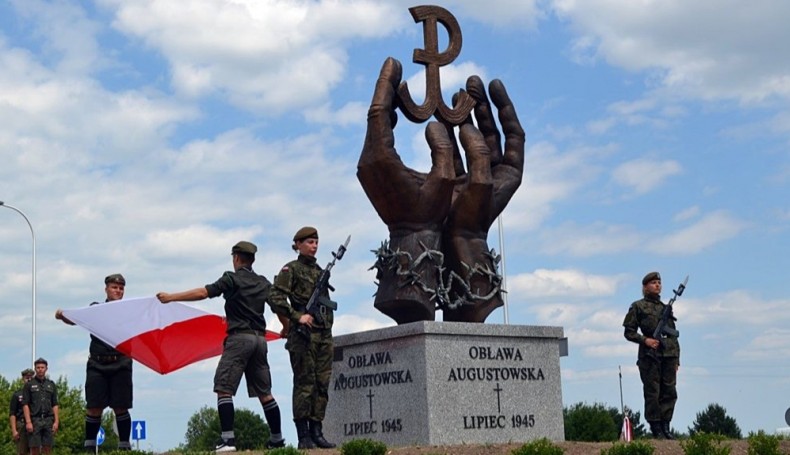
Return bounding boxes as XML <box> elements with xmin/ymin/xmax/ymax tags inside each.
<box><xmin>497</xmin><ymin>216</ymin><xmax>509</xmax><ymax>325</ymax></box>
<box><xmin>618</xmin><ymin>365</ymin><xmax>632</xmax><ymax>442</ymax></box>
<box><xmin>619</xmin><ymin>365</ymin><xmax>625</xmax><ymax>415</ymax></box>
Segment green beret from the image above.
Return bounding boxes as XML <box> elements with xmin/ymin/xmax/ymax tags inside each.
<box><xmin>21</xmin><ymin>368</ymin><xmax>34</xmax><ymax>377</ymax></box>
<box><xmin>293</xmin><ymin>226</ymin><xmax>318</xmax><ymax>242</ymax></box>
<box><xmin>105</xmin><ymin>273</ymin><xmax>126</xmax><ymax>285</ymax></box>
<box><xmin>642</xmin><ymin>271</ymin><xmax>661</xmax><ymax>285</ymax></box>
<box><xmin>34</xmin><ymin>357</ymin><xmax>48</xmax><ymax>366</ymax></box>
<box><xmin>231</xmin><ymin>241</ymin><xmax>257</xmax><ymax>255</ymax></box>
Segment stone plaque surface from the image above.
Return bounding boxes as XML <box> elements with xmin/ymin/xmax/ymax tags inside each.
<box><xmin>324</xmin><ymin>321</ymin><xmax>567</xmax><ymax>446</ymax></box>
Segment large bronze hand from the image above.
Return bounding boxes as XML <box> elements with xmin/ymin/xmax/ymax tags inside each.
<box><xmin>442</xmin><ymin>76</ymin><xmax>525</xmax><ymax>322</ymax></box>
<box><xmin>358</xmin><ymin>57</ymin><xmax>456</xmax><ymax>323</ymax></box>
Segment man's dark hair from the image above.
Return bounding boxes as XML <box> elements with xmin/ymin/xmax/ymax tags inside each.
<box><xmin>235</xmin><ymin>252</ymin><xmax>255</xmax><ymax>265</ymax></box>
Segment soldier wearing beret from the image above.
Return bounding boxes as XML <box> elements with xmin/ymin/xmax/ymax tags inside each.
<box><xmin>9</xmin><ymin>367</ymin><xmax>35</xmax><ymax>455</ymax></box>
<box><xmin>22</xmin><ymin>358</ymin><xmax>59</xmax><ymax>455</ymax></box>
<box><xmin>55</xmin><ymin>273</ymin><xmax>135</xmax><ymax>451</ymax></box>
<box><xmin>623</xmin><ymin>271</ymin><xmax>680</xmax><ymax>439</ymax></box>
<box><xmin>269</xmin><ymin>226</ymin><xmax>336</xmax><ymax>449</ymax></box>
<box><xmin>157</xmin><ymin>241</ymin><xmax>287</xmax><ymax>452</ymax></box>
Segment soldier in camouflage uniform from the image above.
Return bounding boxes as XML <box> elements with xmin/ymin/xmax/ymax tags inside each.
<box><xmin>56</xmin><ymin>273</ymin><xmax>134</xmax><ymax>451</ymax></box>
<box><xmin>22</xmin><ymin>358</ymin><xmax>59</xmax><ymax>455</ymax></box>
<box><xmin>9</xmin><ymin>368</ymin><xmax>34</xmax><ymax>455</ymax></box>
<box><xmin>269</xmin><ymin>226</ymin><xmax>336</xmax><ymax>449</ymax></box>
<box><xmin>623</xmin><ymin>271</ymin><xmax>680</xmax><ymax>439</ymax></box>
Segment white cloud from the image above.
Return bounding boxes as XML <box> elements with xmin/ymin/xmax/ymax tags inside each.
<box><xmin>98</xmin><ymin>0</ymin><xmax>404</xmax><ymax>112</ymax></box>
<box><xmin>678</xmin><ymin>291</ymin><xmax>790</xmax><ymax>327</ymax></box>
<box><xmin>611</xmin><ymin>157</ymin><xmax>682</xmax><ymax>195</ymax></box>
<box><xmin>539</xmin><ymin>221</ymin><xmax>642</xmax><ymax>256</ymax></box>
<box><xmin>551</xmin><ymin>0</ymin><xmax>790</xmax><ymax>102</ymax></box>
<box><xmin>304</xmin><ymin>101</ymin><xmax>368</xmax><ymax>127</ymax></box>
<box><xmin>505</xmin><ymin>141</ymin><xmax>615</xmax><ymax>231</ymax></box>
<box><xmin>733</xmin><ymin>328</ymin><xmax>790</xmax><ymax>360</ymax></box>
<box><xmin>649</xmin><ymin>210</ymin><xmax>748</xmax><ymax>254</ymax></box>
<box><xmin>333</xmin><ymin>314</ymin><xmax>393</xmax><ymax>336</ymax></box>
<box><xmin>509</xmin><ymin>268</ymin><xmax>623</xmax><ymax>297</ymax></box>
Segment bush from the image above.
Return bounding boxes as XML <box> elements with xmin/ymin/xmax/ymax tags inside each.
<box><xmin>564</xmin><ymin>402</ymin><xmax>619</xmax><ymax>441</ymax></box>
<box><xmin>182</xmin><ymin>405</ymin><xmax>270</xmax><ymax>451</ymax></box>
<box><xmin>680</xmin><ymin>432</ymin><xmax>731</xmax><ymax>455</ymax></box>
<box><xmin>747</xmin><ymin>430</ymin><xmax>781</xmax><ymax>455</ymax></box>
<box><xmin>600</xmin><ymin>441</ymin><xmax>655</xmax><ymax>455</ymax></box>
<box><xmin>689</xmin><ymin>403</ymin><xmax>742</xmax><ymax>439</ymax></box>
<box><xmin>267</xmin><ymin>446</ymin><xmax>306</xmax><ymax>455</ymax></box>
<box><xmin>340</xmin><ymin>438</ymin><xmax>387</xmax><ymax>455</ymax></box>
<box><xmin>511</xmin><ymin>437</ymin><xmax>564</xmax><ymax>455</ymax></box>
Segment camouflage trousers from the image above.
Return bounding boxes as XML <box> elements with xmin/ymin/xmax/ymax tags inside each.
<box><xmin>638</xmin><ymin>355</ymin><xmax>679</xmax><ymax>422</ymax></box>
<box><xmin>286</xmin><ymin>327</ymin><xmax>333</xmax><ymax>421</ymax></box>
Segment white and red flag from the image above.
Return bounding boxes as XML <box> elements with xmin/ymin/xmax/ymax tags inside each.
<box><xmin>620</xmin><ymin>415</ymin><xmax>633</xmax><ymax>442</ymax></box>
<box><xmin>62</xmin><ymin>296</ymin><xmax>279</xmax><ymax>375</ymax></box>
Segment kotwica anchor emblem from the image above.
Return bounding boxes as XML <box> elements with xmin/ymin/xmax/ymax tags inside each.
<box><xmin>397</xmin><ymin>5</ymin><xmax>476</xmax><ymax>125</ymax></box>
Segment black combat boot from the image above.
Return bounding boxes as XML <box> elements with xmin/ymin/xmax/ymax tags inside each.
<box><xmin>295</xmin><ymin>419</ymin><xmax>316</xmax><ymax>449</ymax></box>
<box><xmin>310</xmin><ymin>420</ymin><xmax>336</xmax><ymax>448</ymax></box>
<box><xmin>662</xmin><ymin>421</ymin><xmax>675</xmax><ymax>440</ymax></box>
<box><xmin>649</xmin><ymin>421</ymin><xmax>665</xmax><ymax>439</ymax></box>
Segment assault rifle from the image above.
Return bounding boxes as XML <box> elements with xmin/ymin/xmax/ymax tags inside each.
<box><xmin>296</xmin><ymin>235</ymin><xmax>351</xmax><ymax>340</ymax></box>
<box><xmin>648</xmin><ymin>275</ymin><xmax>688</xmax><ymax>358</ymax></box>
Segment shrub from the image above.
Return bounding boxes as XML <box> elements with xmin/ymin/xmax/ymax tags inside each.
<box><xmin>600</xmin><ymin>441</ymin><xmax>655</xmax><ymax>455</ymax></box>
<box><xmin>688</xmin><ymin>404</ymin><xmax>742</xmax><ymax>439</ymax></box>
<box><xmin>510</xmin><ymin>437</ymin><xmax>564</xmax><ymax>455</ymax></box>
<box><xmin>340</xmin><ymin>438</ymin><xmax>388</xmax><ymax>455</ymax></box>
<box><xmin>680</xmin><ymin>431</ymin><xmax>731</xmax><ymax>455</ymax></box>
<box><xmin>267</xmin><ymin>446</ymin><xmax>306</xmax><ymax>455</ymax></box>
<box><xmin>747</xmin><ymin>430</ymin><xmax>781</xmax><ymax>455</ymax></box>
<box><xmin>564</xmin><ymin>402</ymin><xmax>619</xmax><ymax>441</ymax></box>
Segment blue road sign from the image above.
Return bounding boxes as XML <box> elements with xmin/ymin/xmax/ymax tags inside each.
<box><xmin>132</xmin><ymin>420</ymin><xmax>146</xmax><ymax>440</ymax></box>
<box><xmin>97</xmin><ymin>427</ymin><xmax>105</xmax><ymax>445</ymax></box>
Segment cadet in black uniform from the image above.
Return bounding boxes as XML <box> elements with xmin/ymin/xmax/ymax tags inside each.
<box><xmin>56</xmin><ymin>273</ymin><xmax>134</xmax><ymax>451</ymax></box>
<box><xmin>157</xmin><ymin>241</ymin><xmax>286</xmax><ymax>453</ymax></box>
<box><xmin>10</xmin><ymin>368</ymin><xmax>34</xmax><ymax>455</ymax></box>
<box><xmin>22</xmin><ymin>358</ymin><xmax>59</xmax><ymax>455</ymax></box>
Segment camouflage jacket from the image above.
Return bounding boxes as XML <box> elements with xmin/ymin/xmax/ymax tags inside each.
<box><xmin>623</xmin><ymin>294</ymin><xmax>680</xmax><ymax>358</ymax></box>
<box><xmin>270</xmin><ymin>254</ymin><xmax>333</xmax><ymax>329</ymax></box>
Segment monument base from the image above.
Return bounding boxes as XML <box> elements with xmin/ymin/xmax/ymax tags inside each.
<box><xmin>325</xmin><ymin>321</ymin><xmax>568</xmax><ymax>447</ymax></box>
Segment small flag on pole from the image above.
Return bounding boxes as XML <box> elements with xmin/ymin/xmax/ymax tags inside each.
<box><xmin>620</xmin><ymin>415</ymin><xmax>633</xmax><ymax>442</ymax></box>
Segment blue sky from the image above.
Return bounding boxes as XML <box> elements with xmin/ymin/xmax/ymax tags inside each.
<box><xmin>1</xmin><ymin>0</ymin><xmax>789</xmax><ymax>451</ymax></box>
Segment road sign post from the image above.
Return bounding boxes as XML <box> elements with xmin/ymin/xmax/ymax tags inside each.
<box><xmin>132</xmin><ymin>420</ymin><xmax>147</xmax><ymax>449</ymax></box>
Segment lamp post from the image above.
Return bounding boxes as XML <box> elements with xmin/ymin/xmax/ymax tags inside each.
<box><xmin>0</xmin><ymin>201</ymin><xmax>36</xmax><ymax>364</ymax></box>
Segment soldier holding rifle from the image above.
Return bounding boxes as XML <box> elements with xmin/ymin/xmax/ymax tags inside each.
<box><xmin>270</xmin><ymin>227</ymin><xmax>348</xmax><ymax>449</ymax></box>
<box><xmin>623</xmin><ymin>272</ymin><xmax>685</xmax><ymax>439</ymax></box>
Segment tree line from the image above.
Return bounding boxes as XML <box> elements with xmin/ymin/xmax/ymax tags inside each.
<box><xmin>2</xmin><ymin>373</ymin><xmax>750</xmax><ymax>453</ymax></box>
<box><xmin>563</xmin><ymin>402</ymin><xmax>744</xmax><ymax>441</ymax></box>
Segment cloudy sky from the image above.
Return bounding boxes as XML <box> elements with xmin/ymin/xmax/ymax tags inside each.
<box><xmin>1</xmin><ymin>0</ymin><xmax>789</xmax><ymax>450</ymax></box>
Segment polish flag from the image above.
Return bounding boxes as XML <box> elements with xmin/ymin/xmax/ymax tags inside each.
<box><xmin>62</xmin><ymin>296</ymin><xmax>280</xmax><ymax>375</ymax></box>
<box><xmin>620</xmin><ymin>415</ymin><xmax>633</xmax><ymax>442</ymax></box>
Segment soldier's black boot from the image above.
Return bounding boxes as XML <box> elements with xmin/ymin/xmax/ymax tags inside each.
<box><xmin>649</xmin><ymin>421</ymin><xmax>665</xmax><ymax>439</ymax></box>
<box><xmin>295</xmin><ymin>419</ymin><xmax>316</xmax><ymax>449</ymax></box>
<box><xmin>662</xmin><ymin>421</ymin><xmax>675</xmax><ymax>440</ymax></box>
<box><xmin>310</xmin><ymin>420</ymin><xmax>336</xmax><ymax>448</ymax></box>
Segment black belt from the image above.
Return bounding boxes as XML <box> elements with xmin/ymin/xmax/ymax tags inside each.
<box><xmin>90</xmin><ymin>355</ymin><xmax>123</xmax><ymax>363</ymax></box>
<box><xmin>228</xmin><ymin>329</ymin><xmax>265</xmax><ymax>336</ymax></box>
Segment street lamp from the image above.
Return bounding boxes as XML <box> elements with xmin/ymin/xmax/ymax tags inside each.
<box><xmin>0</xmin><ymin>201</ymin><xmax>36</xmax><ymax>364</ymax></box>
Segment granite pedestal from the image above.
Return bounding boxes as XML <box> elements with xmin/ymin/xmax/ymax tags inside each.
<box><xmin>324</xmin><ymin>321</ymin><xmax>568</xmax><ymax>446</ymax></box>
